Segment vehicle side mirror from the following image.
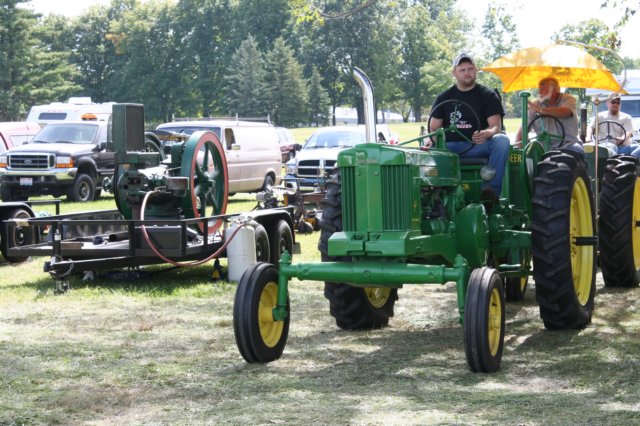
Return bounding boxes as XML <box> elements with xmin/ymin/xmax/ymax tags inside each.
<box><xmin>294</xmin><ymin>143</ymin><xmax>302</xmax><ymax>152</ymax></box>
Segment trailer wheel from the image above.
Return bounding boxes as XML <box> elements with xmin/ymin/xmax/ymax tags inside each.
<box><xmin>318</xmin><ymin>168</ymin><xmax>397</xmax><ymax>330</ymax></box>
<box><xmin>0</xmin><ymin>208</ymin><xmax>35</xmax><ymax>263</ymax></box>
<box><xmin>233</xmin><ymin>262</ymin><xmax>289</xmax><ymax>363</ymax></box>
<box><xmin>254</xmin><ymin>224</ymin><xmax>270</xmax><ymax>263</ymax></box>
<box><xmin>68</xmin><ymin>173</ymin><xmax>96</xmax><ymax>202</ymax></box>
<box><xmin>464</xmin><ymin>267</ymin><xmax>505</xmax><ymax>373</ymax></box>
<box><xmin>599</xmin><ymin>156</ymin><xmax>640</xmax><ymax>288</ymax></box>
<box><xmin>269</xmin><ymin>220</ymin><xmax>293</xmax><ymax>268</ymax></box>
<box><xmin>532</xmin><ymin>151</ymin><xmax>596</xmax><ymax>329</ymax></box>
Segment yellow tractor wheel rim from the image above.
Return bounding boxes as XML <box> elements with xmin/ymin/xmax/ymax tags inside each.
<box><xmin>632</xmin><ymin>178</ymin><xmax>640</xmax><ymax>269</ymax></box>
<box><xmin>570</xmin><ymin>177</ymin><xmax>594</xmax><ymax>306</ymax></box>
<box><xmin>488</xmin><ymin>287</ymin><xmax>502</xmax><ymax>357</ymax></box>
<box><xmin>258</xmin><ymin>282</ymin><xmax>283</xmax><ymax>348</ymax></box>
<box><xmin>364</xmin><ymin>287</ymin><xmax>391</xmax><ymax>308</ymax></box>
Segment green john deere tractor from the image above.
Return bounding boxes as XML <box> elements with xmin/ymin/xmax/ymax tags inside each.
<box><xmin>232</xmin><ymin>68</ymin><xmax>601</xmax><ymax>373</ymax></box>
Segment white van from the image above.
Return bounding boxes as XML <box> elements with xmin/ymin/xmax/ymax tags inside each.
<box><xmin>27</xmin><ymin>97</ymin><xmax>115</xmax><ymax>125</ymax></box>
<box><xmin>155</xmin><ymin>120</ymin><xmax>282</xmax><ymax>194</ymax></box>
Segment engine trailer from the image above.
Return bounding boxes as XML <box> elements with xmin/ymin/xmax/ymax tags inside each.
<box><xmin>2</xmin><ymin>103</ymin><xmax>298</xmax><ymax>291</ymax></box>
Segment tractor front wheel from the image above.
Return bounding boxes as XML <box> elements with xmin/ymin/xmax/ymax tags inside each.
<box><xmin>599</xmin><ymin>156</ymin><xmax>640</xmax><ymax>288</ymax></box>
<box><xmin>532</xmin><ymin>151</ymin><xmax>596</xmax><ymax>329</ymax></box>
<box><xmin>318</xmin><ymin>168</ymin><xmax>398</xmax><ymax>330</ymax></box>
<box><xmin>233</xmin><ymin>262</ymin><xmax>289</xmax><ymax>363</ymax></box>
<box><xmin>464</xmin><ymin>267</ymin><xmax>505</xmax><ymax>373</ymax></box>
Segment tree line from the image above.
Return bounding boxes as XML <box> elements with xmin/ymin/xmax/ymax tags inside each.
<box><xmin>1</xmin><ymin>0</ymin><xmax>636</xmax><ymax>126</ymax></box>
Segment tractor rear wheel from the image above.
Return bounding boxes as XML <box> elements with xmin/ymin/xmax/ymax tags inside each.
<box><xmin>599</xmin><ymin>156</ymin><xmax>640</xmax><ymax>288</ymax></box>
<box><xmin>532</xmin><ymin>151</ymin><xmax>596</xmax><ymax>329</ymax></box>
<box><xmin>464</xmin><ymin>267</ymin><xmax>505</xmax><ymax>373</ymax></box>
<box><xmin>318</xmin><ymin>168</ymin><xmax>398</xmax><ymax>330</ymax></box>
<box><xmin>233</xmin><ymin>262</ymin><xmax>289</xmax><ymax>363</ymax></box>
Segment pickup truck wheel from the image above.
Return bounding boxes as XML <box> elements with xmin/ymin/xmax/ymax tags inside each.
<box><xmin>68</xmin><ymin>173</ymin><xmax>96</xmax><ymax>202</ymax></box>
<box><xmin>1</xmin><ymin>186</ymin><xmax>15</xmax><ymax>202</ymax></box>
<box><xmin>1</xmin><ymin>186</ymin><xmax>27</xmax><ymax>202</ymax></box>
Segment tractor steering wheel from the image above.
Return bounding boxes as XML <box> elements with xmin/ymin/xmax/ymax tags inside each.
<box><xmin>427</xmin><ymin>99</ymin><xmax>481</xmax><ymax>154</ymax></box>
<box><xmin>527</xmin><ymin>114</ymin><xmax>566</xmax><ymax>149</ymax></box>
<box><xmin>595</xmin><ymin>120</ymin><xmax>627</xmax><ymax>146</ymax></box>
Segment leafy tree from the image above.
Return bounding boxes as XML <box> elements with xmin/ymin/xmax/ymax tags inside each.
<box><xmin>173</xmin><ymin>0</ymin><xmax>233</xmax><ymax>117</ymax></box>
<box><xmin>398</xmin><ymin>1</ymin><xmax>469</xmax><ymax>121</ymax></box>
<box><xmin>264</xmin><ymin>37</ymin><xmax>309</xmax><ymax>127</ymax></box>
<box><xmin>478</xmin><ymin>2</ymin><xmax>520</xmax><ymax>117</ymax></box>
<box><xmin>105</xmin><ymin>0</ymin><xmax>187</xmax><ymax>122</ymax></box>
<box><xmin>224</xmin><ymin>35</ymin><xmax>269</xmax><ymax>117</ymax></box>
<box><xmin>70</xmin><ymin>4</ymin><xmax>121</xmax><ymax>103</ymax></box>
<box><xmin>231</xmin><ymin>0</ymin><xmax>293</xmax><ymax>51</ymax></box>
<box><xmin>0</xmin><ymin>1</ymin><xmax>37</xmax><ymax>119</ymax></box>
<box><xmin>554</xmin><ymin>19</ymin><xmax>620</xmax><ymax>71</ymax></box>
<box><xmin>307</xmin><ymin>65</ymin><xmax>331</xmax><ymax>126</ymax></box>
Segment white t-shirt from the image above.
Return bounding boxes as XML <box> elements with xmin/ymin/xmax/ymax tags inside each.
<box><xmin>590</xmin><ymin>111</ymin><xmax>633</xmax><ymax>146</ymax></box>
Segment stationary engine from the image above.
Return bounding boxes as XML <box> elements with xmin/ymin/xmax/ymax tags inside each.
<box><xmin>108</xmin><ymin>104</ymin><xmax>228</xmax><ymax>234</ymax></box>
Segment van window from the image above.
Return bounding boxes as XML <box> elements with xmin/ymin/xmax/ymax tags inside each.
<box><xmin>596</xmin><ymin>99</ymin><xmax>640</xmax><ymax>117</ymax></box>
<box><xmin>38</xmin><ymin>112</ymin><xmax>68</xmax><ymax>121</ymax></box>
<box><xmin>8</xmin><ymin>134</ymin><xmax>33</xmax><ymax>146</ymax></box>
<box><xmin>225</xmin><ymin>129</ymin><xmax>236</xmax><ymax>150</ymax></box>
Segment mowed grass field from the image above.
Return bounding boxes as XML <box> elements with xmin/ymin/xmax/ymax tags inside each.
<box><xmin>1</xmin><ymin>126</ymin><xmax>640</xmax><ymax>424</ymax></box>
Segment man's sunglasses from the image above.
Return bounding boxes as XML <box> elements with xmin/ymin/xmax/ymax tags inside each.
<box><xmin>610</xmin><ymin>100</ymin><xmax>621</xmax><ymax>104</ymax></box>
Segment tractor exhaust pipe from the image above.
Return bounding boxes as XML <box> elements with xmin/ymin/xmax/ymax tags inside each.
<box><xmin>353</xmin><ymin>67</ymin><xmax>377</xmax><ymax>143</ymax></box>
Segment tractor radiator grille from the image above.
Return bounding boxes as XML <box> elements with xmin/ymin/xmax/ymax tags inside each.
<box><xmin>381</xmin><ymin>165</ymin><xmax>410</xmax><ymax>230</ymax></box>
<box><xmin>341</xmin><ymin>165</ymin><xmax>410</xmax><ymax>232</ymax></box>
<box><xmin>342</xmin><ymin>167</ymin><xmax>356</xmax><ymax>231</ymax></box>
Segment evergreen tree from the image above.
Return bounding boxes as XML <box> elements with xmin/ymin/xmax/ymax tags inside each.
<box><xmin>307</xmin><ymin>65</ymin><xmax>330</xmax><ymax>126</ymax></box>
<box><xmin>264</xmin><ymin>37</ymin><xmax>309</xmax><ymax>127</ymax></box>
<box><xmin>0</xmin><ymin>1</ymin><xmax>37</xmax><ymax>119</ymax></box>
<box><xmin>224</xmin><ymin>35</ymin><xmax>269</xmax><ymax>117</ymax></box>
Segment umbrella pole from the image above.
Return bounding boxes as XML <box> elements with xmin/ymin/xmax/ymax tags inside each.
<box><xmin>593</xmin><ymin>97</ymin><xmax>600</xmax><ymax>232</ymax></box>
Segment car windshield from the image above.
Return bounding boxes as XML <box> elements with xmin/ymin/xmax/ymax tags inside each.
<box><xmin>157</xmin><ymin>125</ymin><xmax>222</xmax><ymax>138</ymax></box>
<box><xmin>303</xmin><ymin>130</ymin><xmax>365</xmax><ymax>149</ymax></box>
<box><xmin>32</xmin><ymin>124</ymin><xmax>99</xmax><ymax>144</ymax></box>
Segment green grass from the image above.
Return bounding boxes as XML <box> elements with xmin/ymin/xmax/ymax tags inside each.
<box><xmin>1</xmin><ymin>193</ymin><xmax>640</xmax><ymax>424</ymax></box>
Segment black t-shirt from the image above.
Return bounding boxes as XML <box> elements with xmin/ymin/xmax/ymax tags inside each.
<box><xmin>431</xmin><ymin>84</ymin><xmax>504</xmax><ymax>141</ymax></box>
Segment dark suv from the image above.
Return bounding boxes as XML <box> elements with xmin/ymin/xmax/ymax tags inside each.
<box><xmin>0</xmin><ymin>120</ymin><xmax>112</xmax><ymax>202</ymax></box>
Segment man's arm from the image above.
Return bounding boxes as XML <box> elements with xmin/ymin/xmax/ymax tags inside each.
<box><xmin>472</xmin><ymin>114</ymin><xmax>502</xmax><ymax>144</ymax></box>
<box><xmin>429</xmin><ymin>117</ymin><xmax>443</xmax><ymax>132</ymax></box>
<box><xmin>528</xmin><ymin>94</ymin><xmax>576</xmax><ymax>118</ymax></box>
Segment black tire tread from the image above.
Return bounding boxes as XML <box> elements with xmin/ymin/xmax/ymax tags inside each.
<box><xmin>598</xmin><ymin>156</ymin><xmax>640</xmax><ymax>288</ymax></box>
<box><xmin>531</xmin><ymin>150</ymin><xmax>596</xmax><ymax>330</ymax></box>
<box><xmin>318</xmin><ymin>168</ymin><xmax>398</xmax><ymax>330</ymax></box>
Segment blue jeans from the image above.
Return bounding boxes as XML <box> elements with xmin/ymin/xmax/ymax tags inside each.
<box><xmin>619</xmin><ymin>144</ymin><xmax>640</xmax><ymax>158</ymax></box>
<box><xmin>446</xmin><ymin>133</ymin><xmax>510</xmax><ymax>196</ymax></box>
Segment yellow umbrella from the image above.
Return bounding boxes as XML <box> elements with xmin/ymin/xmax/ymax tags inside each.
<box><xmin>481</xmin><ymin>44</ymin><xmax>625</xmax><ymax>93</ymax></box>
